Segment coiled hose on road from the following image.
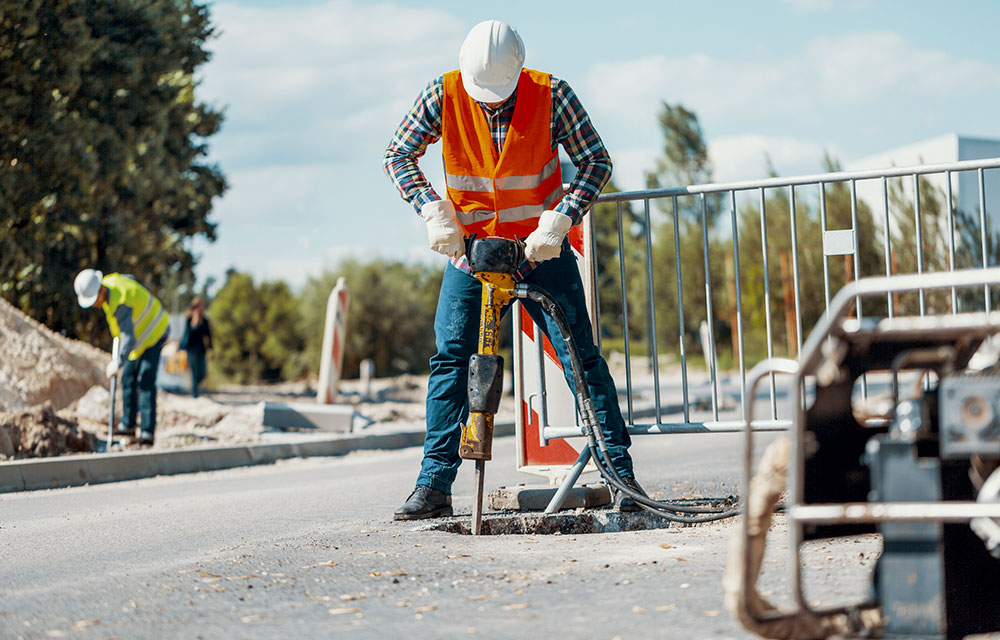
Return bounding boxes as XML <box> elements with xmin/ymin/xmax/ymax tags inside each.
<box><xmin>514</xmin><ymin>283</ymin><xmax>740</xmax><ymax>524</ymax></box>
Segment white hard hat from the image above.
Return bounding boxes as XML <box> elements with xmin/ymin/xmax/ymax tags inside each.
<box><xmin>459</xmin><ymin>20</ymin><xmax>525</xmax><ymax>103</ymax></box>
<box><xmin>74</xmin><ymin>269</ymin><xmax>104</xmax><ymax>308</ymax></box>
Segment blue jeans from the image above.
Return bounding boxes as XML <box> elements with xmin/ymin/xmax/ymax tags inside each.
<box><xmin>417</xmin><ymin>245</ymin><xmax>633</xmax><ymax>494</ymax></box>
<box><xmin>188</xmin><ymin>349</ymin><xmax>207</xmax><ymax>398</ymax></box>
<box><xmin>120</xmin><ymin>333</ymin><xmax>166</xmax><ymax>436</ymax></box>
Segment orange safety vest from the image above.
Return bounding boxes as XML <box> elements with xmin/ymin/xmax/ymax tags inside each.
<box><xmin>441</xmin><ymin>68</ymin><xmax>564</xmax><ymax>240</ymax></box>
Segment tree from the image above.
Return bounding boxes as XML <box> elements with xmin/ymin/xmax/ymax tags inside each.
<box><xmin>299</xmin><ymin>260</ymin><xmax>440</xmax><ymax>379</ymax></box>
<box><xmin>640</xmin><ymin>102</ymin><xmax>728</xmax><ymax>365</ymax></box>
<box><xmin>209</xmin><ymin>271</ymin><xmax>306</xmax><ymax>384</ymax></box>
<box><xmin>732</xmin><ymin>155</ymin><xmax>882</xmax><ymax>361</ymax></box>
<box><xmin>590</xmin><ymin>181</ymin><xmax>643</xmax><ymax>350</ymax></box>
<box><xmin>0</xmin><ymin>0</ymin><xmax>225</xmax><ymax>349</ymax></box>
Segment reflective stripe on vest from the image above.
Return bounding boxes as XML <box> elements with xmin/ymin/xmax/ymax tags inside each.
<box><xmin>454</xmin><ymin>184</ymin><xmax>563</xmax><ymax>226</ymax></box>
<box><xmin>441</xmin><ymin>68</ymin><xmax>564</xmax><ymax>239</ymax></box>
<box><xmin>445</xmin><ymin>156</ymin><xmax>560</xmax><ymax>194</ymax></box>
<box><xmin>101</xmin><ymin>273</ymin><xmax>169</xmax><ymax>360</ymax></box>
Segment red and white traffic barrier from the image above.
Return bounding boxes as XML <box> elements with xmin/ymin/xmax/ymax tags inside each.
<box><xmin>513</xmin><ymin>223</ymin><xmax>596</xmax><ymax>482</ymax></box>
<box><xmin>317</xmin><ymin>276</ymin><xmax>349</xmax><ymax>404</ymax></box>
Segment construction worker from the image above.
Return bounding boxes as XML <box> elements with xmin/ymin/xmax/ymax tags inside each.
<box><xmin>384</xmin><ymin>20</ymin><xmax>644</xmax><ymax>519</ymax></box>
<box><xmin>74</xmin><ymin>269</ymin><xmax>170</xmax><ymax>446</ymax></box>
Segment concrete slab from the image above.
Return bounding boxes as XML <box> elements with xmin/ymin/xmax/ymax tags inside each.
<box><xmin>246</xmin><ymin>442</ymin><xmax>296</xmax><ymax>465</ymax></box>
<box><xmin>0</xmin><ymin>420</ymin><xmax>517</xmax><ymax>494</ymax></box>
<box><xmin>195</xmin><ymin>446</ymin><xmax>254</xmax><ymax>472</ymax></box>
<box><xmin>487</xmin><ymin>482</ymin><xmax>611</xmax><ymax>511</ymax></box>
<box><xmin>0</xmin><ymin>462</ymin><xmax>25</xmax><ymax>492</ymax></box>
<box><xmin>16</xmin><ymin>457</ymin><xmax>91</xmax><ymax>491</ymax></box>
<box><xmin>263</xmin><ymin>402</ymin><xmax>355</xmax><ymax>432</ymax></box>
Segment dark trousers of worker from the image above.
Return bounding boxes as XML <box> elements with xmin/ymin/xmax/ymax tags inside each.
<box><xmin>120</xmin><ymin>334</ymin><xmax>166</xmax><ymax>436</ymax></box>
<box><xmin>417</xmin><ymin>244</ymin><xmax>634</xmax><ymax>494</ymax></box>
<box><xmin>188</xmin><ymin>349</ymin><xmax>207</xmax><ymax>398</ymax></box>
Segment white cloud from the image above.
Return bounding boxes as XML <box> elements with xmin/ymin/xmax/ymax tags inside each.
<box><xmin>708</xmin><ymin>134</ymin><xmax>841</xmax><ymax>183</ymax></box>
<box><xmin>609</xmin><ymin>148</ymin><xmax>658</xmax><ymax>192</ymax></box>
<box><xmin>201</xmin><ymin>1</ymin><xmax>465</xmax><ymax>169</ymax></box>
<box><xmin>608</xmin><ymin>135</ymin><xmax>839</xmax><ymax>196</ymax></box>
<box><xmin>581</xmin><ymin>31</ymin><xmax>1000</xmax><ymax>139</ymax></box>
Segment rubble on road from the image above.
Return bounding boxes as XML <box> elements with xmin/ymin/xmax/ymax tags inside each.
<box><xmin>0</xmin><ymin>404</ymin><xmax>96</xmax><ymax>459</ymax></box>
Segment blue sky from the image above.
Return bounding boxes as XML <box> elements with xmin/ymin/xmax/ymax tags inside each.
<box><xmin>192</xmin><ymin>0</ymin><xmax>1000</xmax><ymax>289</ymax></box>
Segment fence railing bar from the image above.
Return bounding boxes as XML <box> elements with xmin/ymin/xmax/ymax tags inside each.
<box><xmin>645</xmin><ymin>198</ymin><xmax>663</xmax><ymax>425</ymax></box>
<box><xmin>730</xmin><ymin>190</ymin><xmax>748</xmax><ymax>419</ymax></box>
<box><xmin>617</xmin><ymin>201</ymin><xmax>634</xmax><ymax>424</ymax></box>
<box><xmin>882</xmin><ymin>176</ymin><xmax>894</xmax><ymax>317</ymax></box>
<box><xmin>700</xmin><ymin>194</ymin><xmax>717</xmax><ymax>422</ymax></box>
<box><xmin>595</xmin><ymin>157</ymin><xmax>1000</xmax><ymax>203</ymax></box>
<box><xmin>980</xmin><ymin>168</ymin><xmax>991</xmax><ymax>312</ymax></box>
<box><xmin>544</xmin><ymin>420</ymin><xmax>792</xmax><ymax>440</ymax></box>
<box><xmin>914</xmin><ymin>174</ymin><xmax>926</xmax><ymax>316</ymax></box>
<box><xmin>820</xmin><ymin>182</ymin><xmax>831</xmax><ymax>317</ymax></box>
<box><xmin>789</xmin><ymin>185</ymin><xmax>804</xmax><ymax>355</ymax></box>
<box><xmin>759</xmin><ymin>188</ymin><xmax>778</xmax><ymax>420</ymax></box>
<box><xmin>947</xmin><ymin>171</ymin><xmax>958</xmax><ymax>313</ymax></box>
<box><xmin>850</xmin><ymin>178</ymin><xmax>867</xmax><ymax>399</ymax></box>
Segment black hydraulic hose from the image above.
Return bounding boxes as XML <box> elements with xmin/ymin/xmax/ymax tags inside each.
<box><xmin>514</xmin><ymin>283</ymin><xmax>740</xmax><ymax>524</ymax></box>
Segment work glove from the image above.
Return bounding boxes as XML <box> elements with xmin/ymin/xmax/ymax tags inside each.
<box><xmin>421</xmin><ymin>200</ymin><xmax>465</xmax><ymax>259</ymax></box>
<box><xmin>524</xmin><ymin>210</ymin><xmax>573</xmax><ymax>262</ymax></box>
<box><xmin>106</xmin><ymin>360</ymin><xmax>120</xmax><ymax>379</ymax></box>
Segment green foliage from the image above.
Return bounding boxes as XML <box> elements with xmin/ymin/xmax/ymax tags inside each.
<box><xmin>209</xmin><ymin>271</ymin><xmax>306</xmax><ymax>383</ymax></box>
<box><xmin>884</xmin><ymin>172</ymin><xmax>1000</xmax><ymax>313</ymax></box>
<box><xmin>645</xmin><ymin>102</ymin><xmax>712</xmax><ymax>189</ymax></box>
<box><xmin>633</xmin><ymin>102</ymin><xmax>728</xmax><ymax>365</ymax></box>
<box><xmin>730</xmin><ymin>156</ymin><xmax>883</xmax><ymax>362</ymax></box>
<box><xmin>591</xmin><ymin>182</ymin><xmax>643</xmax><ymax>347</ymax></box>
<box><xmin>299</xmin><ymin>260</ymin><xmax>440</xmax><ymax>379</ymax></box>
<box><xmin>596</xmin><ymin>103</ymin><xmax>897</xmax><ymax>368</ymax></box>
<box><xmin>0</xmin><ymin>0</ymin><xmax>225</xmax><ymax>349</ymax></box>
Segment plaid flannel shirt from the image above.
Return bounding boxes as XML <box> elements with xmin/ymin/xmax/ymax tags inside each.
<box><xmin>383</xmin><ymin>74</ymin><xmax>612</xmax><ymax>277</ymax></box>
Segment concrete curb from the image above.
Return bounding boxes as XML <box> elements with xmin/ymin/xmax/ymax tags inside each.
<box><xmin>0</xmin><ymin>423</ymin><xmax>515</xmax><ymax>494</ymax></box>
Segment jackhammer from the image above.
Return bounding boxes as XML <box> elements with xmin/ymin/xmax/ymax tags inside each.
<box><xmin>460</xmin><ymin>236</ymin><xmax>739</xmax><ymax>535</ymax></box>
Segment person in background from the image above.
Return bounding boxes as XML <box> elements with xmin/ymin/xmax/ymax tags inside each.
<box><xmin>180</xmin><ymin>296</ymin><xmax>213</xmax><ymax>398</ymax></box>
<box><xmin>74</xmin><ymin>269</ymin><xmax>169</xmax><ymax>446</ymax></box>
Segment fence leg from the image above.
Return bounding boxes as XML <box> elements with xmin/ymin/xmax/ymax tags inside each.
<box><xmin>544</xmin><ymin>447</ymin><xmax>592</xmax><ymax>514</ymax></box>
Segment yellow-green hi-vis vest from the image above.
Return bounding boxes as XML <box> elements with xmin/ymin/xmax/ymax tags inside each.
<box><xmin>101</xmin><ymin>273</ymin><xmax>169</xmax><ymax>361</ymax></box>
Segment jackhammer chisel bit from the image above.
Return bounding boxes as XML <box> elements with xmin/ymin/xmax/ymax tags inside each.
<box><xmin>472</xmin><ymin>460</ymin><xmax>486</xmax><ymax>535</ymax></box>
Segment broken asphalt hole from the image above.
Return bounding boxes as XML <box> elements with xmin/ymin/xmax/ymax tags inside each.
<box><xmin>416</xmin><ymin>511</ymin><xmax>676</xmax><ymax>535</ymax></box>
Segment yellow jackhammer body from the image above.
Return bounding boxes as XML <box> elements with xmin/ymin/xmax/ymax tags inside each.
<box><xmin>459</xmin><ymin>237</ymin><xmax>522</xmax><ymax>535</ymax></box>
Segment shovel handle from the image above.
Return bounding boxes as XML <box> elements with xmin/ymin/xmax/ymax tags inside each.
<box><xmin>107</xmin><ymin>337</ymin><xmax>120</xmax><ymax>450</ymax></box>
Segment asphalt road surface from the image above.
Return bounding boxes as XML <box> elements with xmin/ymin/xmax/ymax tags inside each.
<box><xmin>1</xmin><ymin>432</ymin><xmax>881</xmax><ymax>640</ymax></box>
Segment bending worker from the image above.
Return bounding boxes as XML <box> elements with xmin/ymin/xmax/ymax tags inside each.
<box><xmin>383</xmin><ymin>19</ymin><xmax>644</xmax><ymax>520</ymax></box>
<box><xmin>74</xmin><ymin>269</ymin><xmax>170</xmax><ymax>446</ymax></box>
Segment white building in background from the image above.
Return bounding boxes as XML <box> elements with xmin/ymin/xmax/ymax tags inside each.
<box><xmin>845</xmin><ymin>133</ymin><xmax>1000</xmax><ymax>233</ymax></box>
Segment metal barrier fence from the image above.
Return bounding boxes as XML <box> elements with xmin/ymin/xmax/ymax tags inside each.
<box><xmin>536</xmin><ymin>156</ymin><xmax>1000</xmax><ymax>444</ymax></box>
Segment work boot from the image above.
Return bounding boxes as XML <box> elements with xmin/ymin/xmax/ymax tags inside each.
<box><xmin>112</xmin><ymin>422</ymin><xmax>133</xmax><ymax>437</ymax></box>
<box><xmin>613</xmin><ymin>475</ymin><xmax>647</xmax><ymax>513</ymax></box>
<box><xmin>393</xmin><ymin>486</ymin><xmax>453</xmax><ymax>520</ymax></box>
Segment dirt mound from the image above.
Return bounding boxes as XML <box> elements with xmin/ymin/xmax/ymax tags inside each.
<box><xmin>0</xmin><ymin>297</ymin><xmax>107</xmax><ymax>412</ymax></box>
<box><xmin>0</xmin><ymin>404</ymin><xmax>96</xmax><ymax>459</ymax></box>
<box><xmin>69</xmin><ymin>385</ymin><xmax>264</xmax><ymax>450</ymax></box>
